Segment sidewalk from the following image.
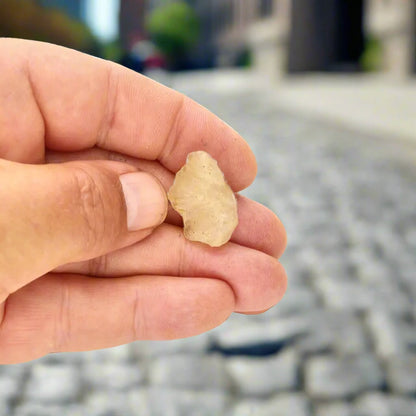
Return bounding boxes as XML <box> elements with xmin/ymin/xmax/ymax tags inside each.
<box><xmin>273</xmin><ymin>74</ymin><xmax>416</xmax><ymax>145</ymax></box>
<box><xmin>173</xmin><ymin>70</ymin><xmax>416</xmax><ymax>145</ymax></box>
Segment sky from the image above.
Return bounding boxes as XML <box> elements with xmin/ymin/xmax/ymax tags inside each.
<box><xmin>84</xmin><ymin>0</ymin><xmax>119</xmax><ymax>42</ymax></box>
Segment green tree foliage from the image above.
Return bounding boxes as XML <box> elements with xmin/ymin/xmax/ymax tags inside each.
<box><xmin>0</xmin><ymin>0</ymin><xmax>97</xmax><ymax>53</ymax></box>
<box><xmin>360</xmin><ymin>35</ymin><xmax>382</xmax><ymax>72</ymax></box>
<box><xmin>146</xmin><ymin>1</ymin><xmax>199</xmax><ymax>67</ymax></box>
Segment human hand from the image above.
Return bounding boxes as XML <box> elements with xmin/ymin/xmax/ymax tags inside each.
<box><xmin>0</xmin><ymin>39</ymin><xmax>287</xmax><ymax>364</ymax></box>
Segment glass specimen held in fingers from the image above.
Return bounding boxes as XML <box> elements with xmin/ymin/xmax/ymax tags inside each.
<box><xmin>167</xmin><ymin>151</ymin><xmax>238</xmax><ymax>247</ymax></box>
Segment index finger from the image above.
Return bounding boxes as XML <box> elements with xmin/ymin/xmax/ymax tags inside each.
<box><xmin>3</xmin><ymin>38</ymin><xmax>257</xmax><ymax>190</ymax></box>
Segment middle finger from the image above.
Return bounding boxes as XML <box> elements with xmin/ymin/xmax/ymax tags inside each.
<box><xmin>56</xmin><ymin>223</ymin><xmax>287</xmax><ymax>313</ymax></box>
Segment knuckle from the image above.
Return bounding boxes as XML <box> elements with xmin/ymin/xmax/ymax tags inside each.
<box><xmin>0</xmin><ymin>299</ymin><xmax>7</xmax><ymax>330</ymax></box>
<box><xmin>71</xmin><ymin>167</ymin><xmax>109</xmax><ymax>253</ymax></box>
<box><xmin>176</xmin><ymin>233</ymin><xmax>188</xmax><ymax>278</ymax></box>
<box><xmin>0</xmin><ymin>280</ymin><xmax>10</xmax><ymax>305</ymax></box>
<box><xmin>133</xmin><ymin>288</ymin><xmax>148</xmax><ymax>340</ymax></box>
<box><xmin>88</xmin><ymin>253</ymin><xmax>109</xmax><ymax>276</ymax></box>
<box><xmin>53</xmin><ymin>281</ymin><xmax>71</xmax><ymax>353</ymax></box>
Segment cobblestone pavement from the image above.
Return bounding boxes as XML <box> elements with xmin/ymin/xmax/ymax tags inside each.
<box><xmin>1</xmin><ymin>71</ymin><xmax>416</xmax><ymax>415</ymax></box>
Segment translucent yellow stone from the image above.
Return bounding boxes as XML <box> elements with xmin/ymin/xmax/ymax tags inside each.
<box><xmin>168</xmin><ymin>151</ymin><xmax>238</xmax><ymax>247</ymax></box>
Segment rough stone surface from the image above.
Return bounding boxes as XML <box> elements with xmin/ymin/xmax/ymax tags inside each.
<box><xmin>82</xmin><ymin>344</ymin><xmax>132</xmax><ymax>363</ymax></box>
<box><xmin>24</xmin><ymin>364</ymin><xmax>81</xmax><ymax>403</ymax></box>
<box><xmin>83</xmin><ymin>363</ymin><xmax>144</xmax><ymax>391</ymax></box>
<box><xmin>83</xmin><ymin>391</ymin><xmax>133</xmax><ymax>416</ymax></box>
<box><xmin>129</xmin><ymin>388</ymin><xmax>230</xmax><ymax>416</ymax></box>
<box><xmin>13</xmin><ymin>404</ymin><xmax>84</xmax><ymax>416</ymax></box>
<box><xmin>386</xmin><ymin>355</ymin><xmax>416</xmax><ymax>394</ymax></box>
<box><xmin>168</xmin><ymin>150</ymin><xmax>238</xmax><ymax>247</ymax></box>
<box><xmin>353</xmin><ymin>392</ymin><xmax>416</xmax><ymax>416</ymax></box>
<box><xmin>0</xmin><ymin>373</ymin><xmax>23</xmax><ymax>402</ymax></box>
<box><xmin>225</xmin><ymin>349</ymin><xmax>298</xmax><ymax>397</ymax></box>
<box><xmin>366</xmin><ymin>310</ymin><xmax>407</xmax><ymax>358</ymax></box>
<box><xmin>1</xmin><ymin>70</ymin><xmax>416</xmax><ymax>415</ymax></box>
<box><xmin>0</xmin><ymin>402</ymin><xmax>9</xmax><ymax>416</ymax></box>
<box><xmin>228</xmin><ymin>394</ymin><xmax>311</xmax><ymax>416</ymax></box>
<box><xmin>131</xmin><ymin>335</ymin><xmax>210</xmax><ymax>358</ymax></box>
<box><xmin>148</xmin><ymin>353</ymin><xmax>229</xmax><ymax>390</ymax></box>
<box><xmin>212</xmin><ymin>315</ymin><xmax>311</xmax><ymax>350</ymax></box>
<box><xmin>296</xmin><ymin>311</ymin><xmax>370</xmax><ymax>356</ymax></box>
<box><xmin>314</xmin><ymin>402</ymin><xmax>355</xmax><ymax>416</ymax></box>
<box><xmin>305</xmin><ymin>355</ymin><xmax>383</xmax><ymax>399</ymax></box>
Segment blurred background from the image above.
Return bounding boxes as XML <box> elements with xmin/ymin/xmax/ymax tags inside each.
<box><xmin>1</xmin><ymin>1</ymin><xmax>416</xmax><ymax>415</ymax></box>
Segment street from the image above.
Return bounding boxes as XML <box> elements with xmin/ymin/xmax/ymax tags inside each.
<box><xmin>1</xmin><ymin>70</ymin><xmax>416</xmax><ymax>416</ymax></box>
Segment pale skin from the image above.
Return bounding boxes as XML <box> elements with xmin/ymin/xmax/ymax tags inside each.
<box><xmin>0</xmin><ymin>38</ymin><xmax>287</xmax><ymax>364</ymax></box>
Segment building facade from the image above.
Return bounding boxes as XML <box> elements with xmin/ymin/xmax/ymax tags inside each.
<box><xmin>119</xmin><ymin>0</ymin><xmax>148</xmax><ymax>50</ymax></box>
<box><xmin>365</xmin><ymin>0</ymin><xmax>416</xmax><ymax>77</ymax></box>
<box><xmin>197</xmin><ymin>0</ymin><xmax>416</xmax><ymax>78</ymax></box>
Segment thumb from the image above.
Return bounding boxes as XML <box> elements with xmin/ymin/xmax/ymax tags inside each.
<box><xmin>0</xmin><ymin>159</ymin><xmax>167</xmax><ymax>300</ymax></box>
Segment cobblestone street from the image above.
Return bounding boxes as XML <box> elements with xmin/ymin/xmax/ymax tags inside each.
<box><xmin>1</xmin><ymin>70</ymin><xmax>416</xmax><ymax>416</ymax></box>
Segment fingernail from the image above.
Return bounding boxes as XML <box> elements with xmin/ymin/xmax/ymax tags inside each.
<box><xmin>119</xmin><ymin>172</ymin><xmax>167</xmax><ymax>231</ymax></box>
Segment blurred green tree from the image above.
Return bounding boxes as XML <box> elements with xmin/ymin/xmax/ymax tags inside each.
<box><xmin>146</xmin><ymin>1</ymin><xmax>199</xmax><ymax>69</ymax></box>
<box><xmin>360</xmin><ymin>35</ymin><xmax>382</xmax><ymax>72</ymax></box>
<box><xmin>0</xmin><ymin>0</ymin><xmax>98</xmax><ymax>54</ymax></box>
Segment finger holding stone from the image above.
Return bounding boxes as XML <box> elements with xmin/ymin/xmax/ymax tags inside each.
<box><xmin>55</xmin><ymin>223</ymin><xmax>287</xmax><ymax>313</ymax></box>
<box><xmin>47</xmin><ymin>149</ymin><xmax>286</xmax><ymax>257</ymax></box>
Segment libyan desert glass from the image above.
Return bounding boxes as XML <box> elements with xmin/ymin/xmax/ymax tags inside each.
<box><xmin>167</xmin><ymin>151</ymin><xmax>238</xmax><ymax>247</ymax></box>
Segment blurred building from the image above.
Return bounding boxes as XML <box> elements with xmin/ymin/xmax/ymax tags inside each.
<box><xmin>39</xmin><ymin>0</ymin><xmax>85</xmax><ymax>21</ymax></box>
<box><xmin>247</xmin><ymin>0</ymin><xmax>290</xmax><ymax>78</ymax></box>
<box><xmin>187</xmin><ymin>1</ymin><xmax>220</xmax><ymax>68</ymax></box>
<box><xmin>119</xmin><ymin>0</ymin><xmax>148</xmax><ymax>50</ymax></box>
<box><xmin>287</xmin><ymin>1</ymin><xmax>365</xmax><ymax>73</ymax></box>
<box><xmin>193</xmin><ymin>0</ymin><xmax>416</xmax><ymax>78</ymax></box>
<box><xmin>366</xmin><ymin>0</ymin><xmax>416</xmax><ymax>77</ymax></box>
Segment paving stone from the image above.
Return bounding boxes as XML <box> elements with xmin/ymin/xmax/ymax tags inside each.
<box><xmin>400</xmin><ymin>263</ymin><xmax>416</xmax><ymax>300</ymax></box>
<box><xmin>310</xmin><ymin>250</ymin><xmax>355</xmax><ymax>280</ymax></box>
<box><xmin>24</xmin><ymin>364</ymin><xmax>81</xmax><ymax>403</ymax></box>
<box><xmin>82</xmin><ymin>345</ymin><xmax>131</xmax><ymax>363</ymax></box>
<box><xmin>228</xmin><ymin>393</ymin><xmax>311</xmax><ymax>416</ymax></box>
<box><xmin>148</xmin><ymin>353</ymin><xmax>228</xmax><ymax>390</ymax></box>
<box><xmin>296</xmin><ymin>311</ymin><xmax>369</xmax><ymax>356</ymax></box>
<box><xmin>225</xmin><ymin>399</ymin><xmax>265</xmax><ymax>416</ymax></box>
<box><xmin>330</xmin><ymin>315</ymin><xmax>370</xmax><ymax>355</ymax></box>
<box><xmin>83</xmin><ymin>363</ymin><xmax>145</xmax><ymax>391</ymax></box>
<box><xmin>0</xmin><ymin>402</ymin><xmax>10</xmax><ymax>416</ymax></box>
<box><xmin>0</xmin><ymin>372</ymin><xmax>23</xmax><ymax>402</ymax></box>
<box><xmin>386</xmin><ymin>355</ymin><xmax>416</xmax><ymax>394</ymax></box>
<box><xmin>354</xmin><ymin>392</ymin><xmax>416</xmax><ymax>416</ymax></box>
<box><xmin>366</xmin><ymin>310</ymin><xmax>406</xmax><ymax>358</ymax></box>
<box><xmin>128</xmin><ymin>388</ymin><xmax>230</xmax><ymax>416</ymax></box>
<box><xmin>212</xmin><ymin>315</ymin><xmax>312</xmax><ymax>351</ymax></box>
<box><xmin>0</xmin><ymin>362</ymin><xmax>30</xmax><ymax>377</ymax></box>
<box><xmin>254</xmin><ymin>285</ymin><xmax>319</xmax><ymax>319</ymax></box>
<box><xmin>278</xmin><ymin>253</ymin><xmax>318</xmax><ymax>286</ymax></box>
<box><xmin>225</xmin><ymin>349</ymin><xmax>298</xmax><ymax>397</ymax></box>
<box><xmin>295</xmin><ymin>329</ymin><xmax>334</xmax><ymax>356</ymax></box>
<box><xmin>83</xmin><ymin>392</ymin><xmax>132</xmax><ymax>416</ymax></box>
<box><xmin>316</xmin><ymin>275</ymin><xmax>409</xmax><ymax>315</ymax></box>
<box><xmin>400</xmin><ymin>321</ymin><xmax>416</xmax><ymax>349</ymax></box>
<box><xmin>314</xmin><ymin>401</ymin><xmax>355</xmax><ymax>416</ymax></box>
<box><xmin>305</xmin><ymin>355</ymin><xmax>383</xmax><ymax>399</ymax></box>
<box><xmin>316</xmin><ymin>277</ymin><xmax>368</xmax><ymax>310</ymax></box>
<box><xmin>13</xmin><ymin>403</ymin><xmax>85</xmax><ymax>416</ymax></box>
<box><xmin>130</xmin><ymin>334</ymin><xmax>210</xmax><ymax>358</ymax></box>
<box><xmin>39</xmin><ymin>352</ymin><xmax>85</xmax><ymax>365</ymax></box>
